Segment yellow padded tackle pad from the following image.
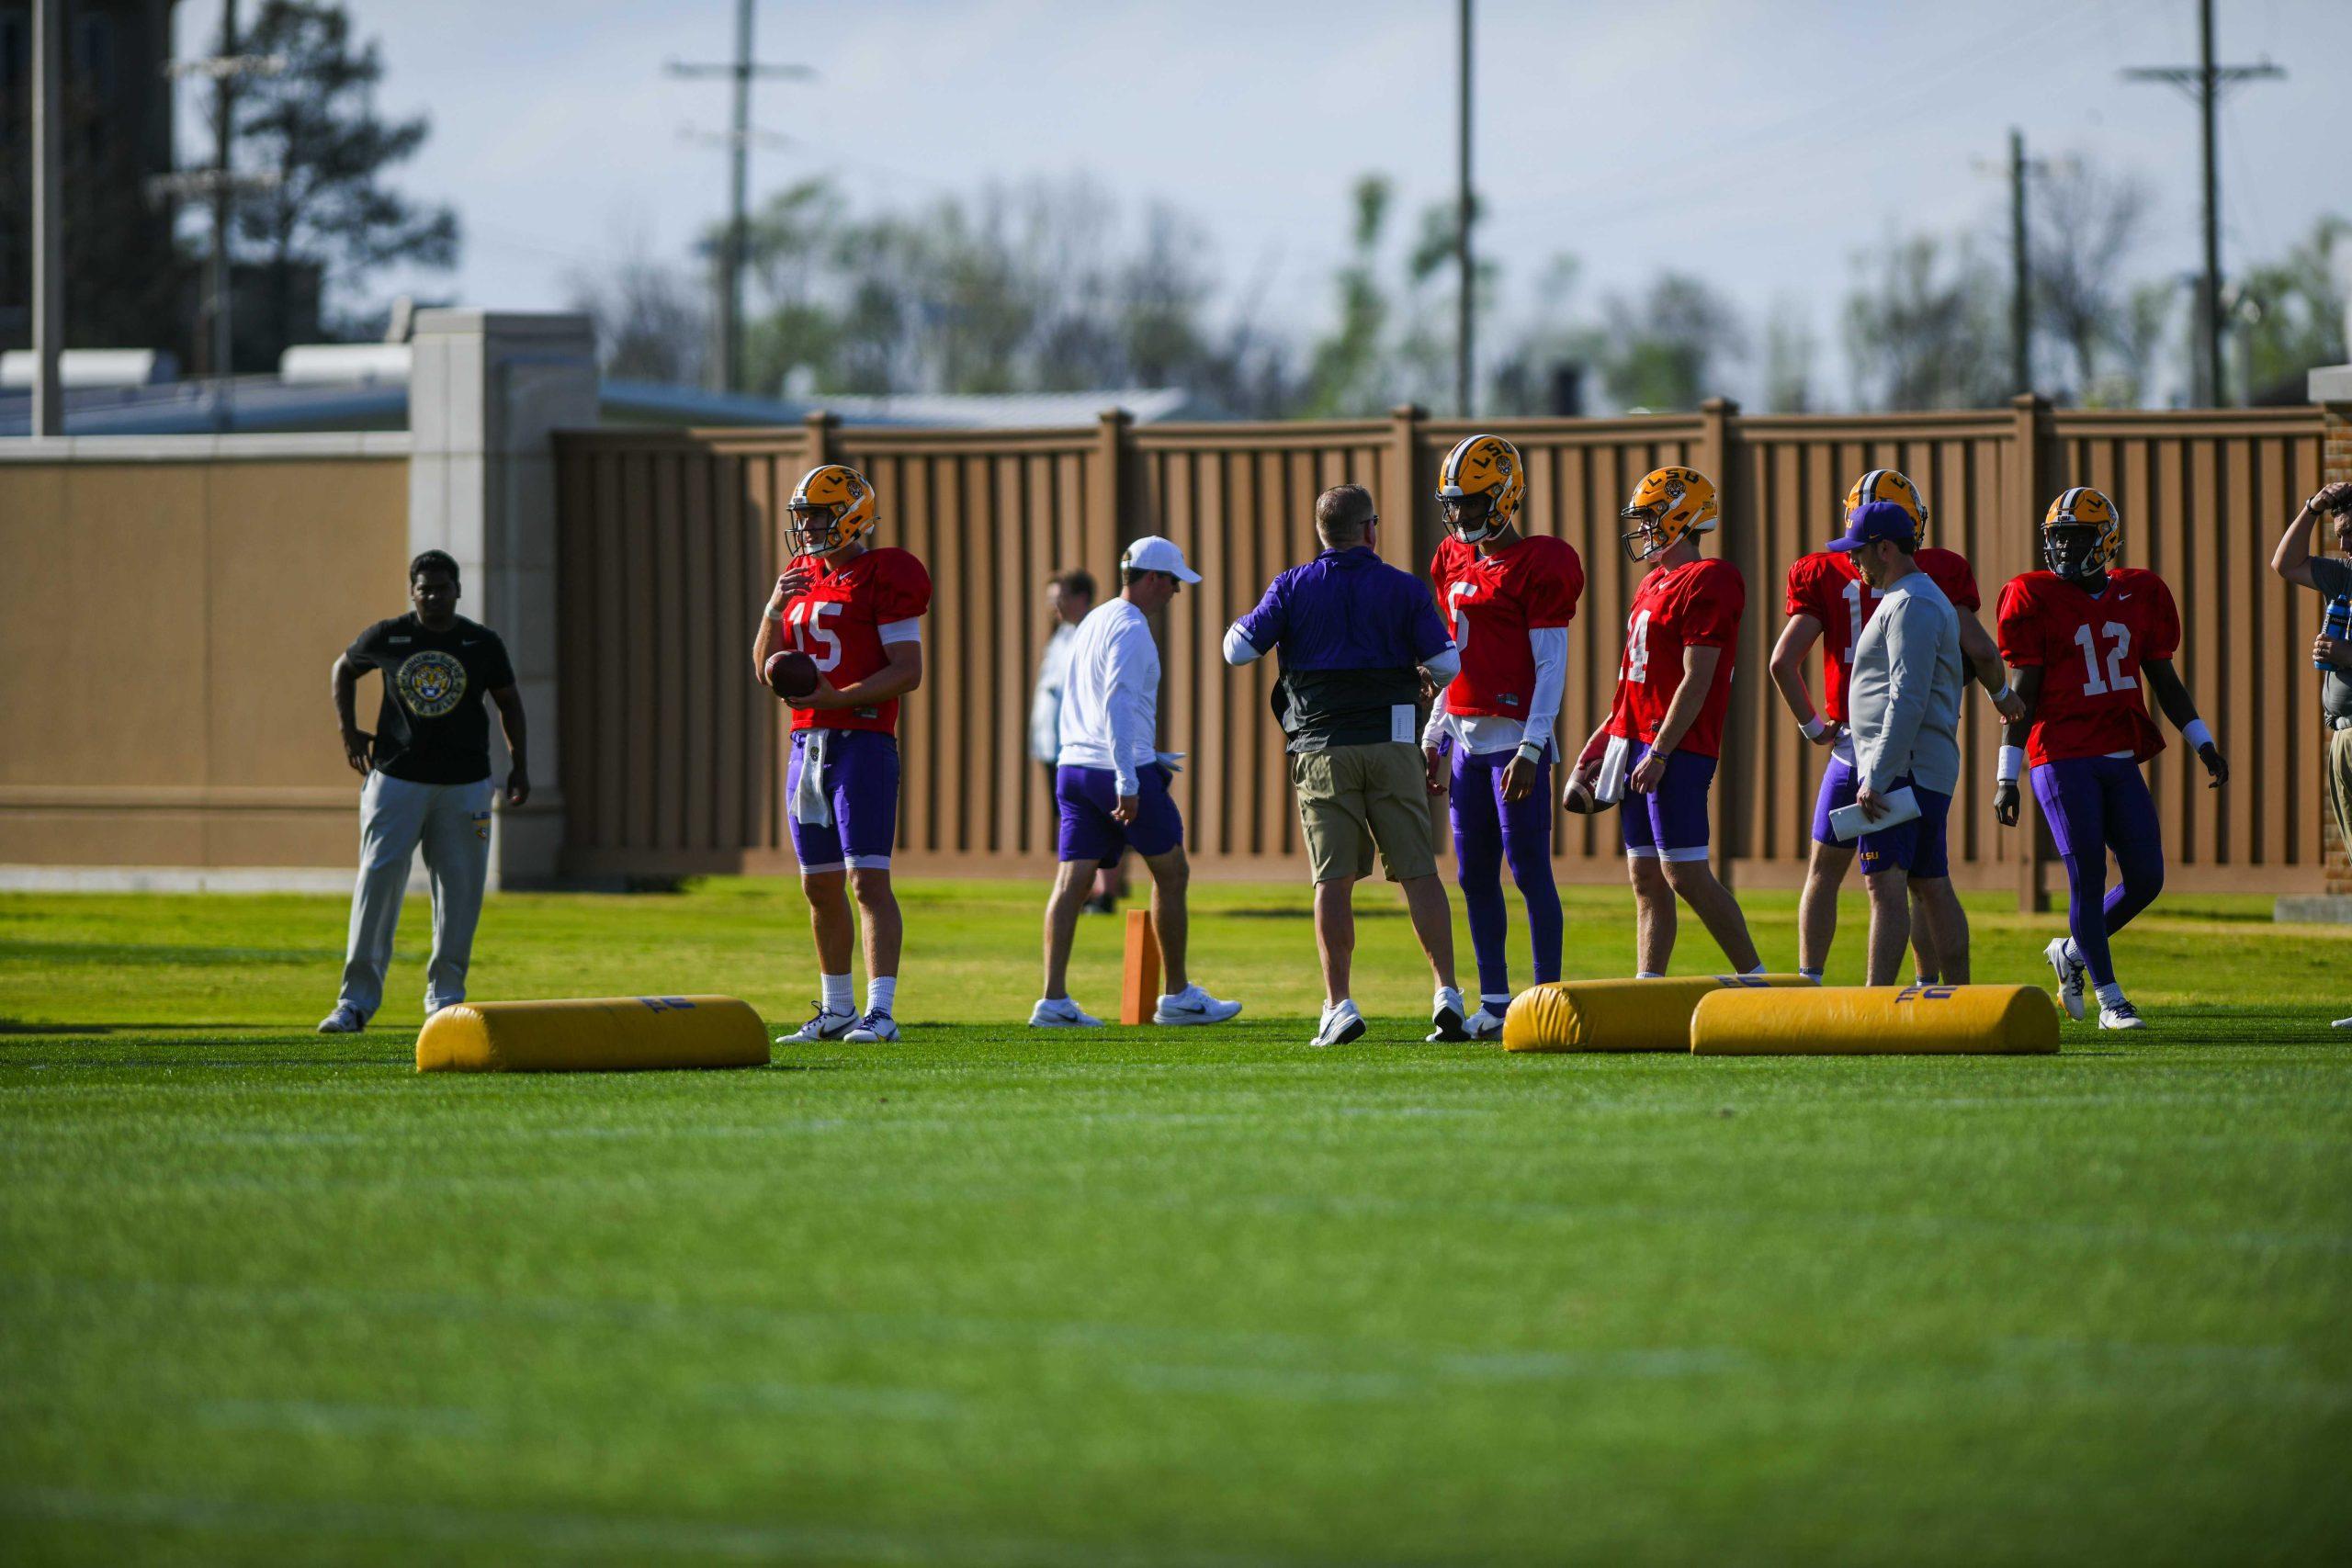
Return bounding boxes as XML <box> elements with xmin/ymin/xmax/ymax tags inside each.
<box><xmin>416</xmin><ymin>996</ymin><xmax>770</xmax><ymax>1073</ymax></box>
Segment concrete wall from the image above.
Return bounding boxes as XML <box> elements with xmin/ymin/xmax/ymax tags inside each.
<box><xmin>0</xmin><ymin>434</ymin><xmax>411</xmax><ymax>874</ymax></box>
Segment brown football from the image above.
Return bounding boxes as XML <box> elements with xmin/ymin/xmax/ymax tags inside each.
<box><xmin>763</xmin><ymin>649</ymin><xmax>820</xmax><ymax>702</ymax></box>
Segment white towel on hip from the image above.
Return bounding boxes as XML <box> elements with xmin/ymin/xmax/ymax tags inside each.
<box><xmin>1594</xmin><ymin>734</ymin><xmax>1633</xmax><ymax>805</ymax></box>
<box><xmin>790</xmin><ymin>730</ymin><xmax>833</xmax><ymax>829</ymax></box>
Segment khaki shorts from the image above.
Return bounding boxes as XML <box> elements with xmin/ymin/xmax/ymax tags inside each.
<box><xmin>2329</xmin><ymin>727</ymin><xmax>2352</xmax><ymax>852</ymax></box>
<box><xmin>1292</xmin><ymin>742</ymin><xmax>1439</xmax><ymax>885</ymax></box>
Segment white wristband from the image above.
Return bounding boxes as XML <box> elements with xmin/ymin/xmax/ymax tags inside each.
<box><xmin>2183</xmin><ymin>718</ymin><xmax>2213</xmax><ymax>751</ymax></box>
<box><xmin>763</xmin><ymin>605</ymin><xmax>784</xmax><ymax>622</ymax></box>
<box><xmin>1800</xmin><ymin>716</ymin><xmax>1826</xmax><ymax>740</ymax></box>
<box><xmin>1996</xmin><ymin>745</ymin><xmax>2025</xmax><ymax>785</ymax></box>
<box><xmin>1516</xmin><ymin>739</ymin><xmax>1544</xmax><ymax>765</ymax></box>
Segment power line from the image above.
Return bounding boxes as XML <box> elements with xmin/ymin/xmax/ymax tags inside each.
<box><xmin>2121</xmin><ymin>0</ymin><xmax>2282</xmax><ymax>406</ymax></box>
<box><xmin>665</xmin><ymin>0</ymin><xmax>813</xmax><ymax>395</ymax></box>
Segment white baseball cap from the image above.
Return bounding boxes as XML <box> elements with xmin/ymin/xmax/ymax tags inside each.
<box><xmin>1121</xmin><ymin>535</ymin><xmax>1202</xmax><ymax>583</ymax></box>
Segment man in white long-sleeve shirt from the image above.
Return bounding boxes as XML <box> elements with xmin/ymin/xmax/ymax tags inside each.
<box><xmin>1835</xmin><ymin>502</ymin><xmax>1967</xmax><ymax>986</ymax></box>
<box><xmin>1033</xmin><ymin>536</ymin><xmax>1242</xmax><ymax>1028</ymax></box>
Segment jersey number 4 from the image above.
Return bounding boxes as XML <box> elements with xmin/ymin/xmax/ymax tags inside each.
<box><xmin>2072</xmin><ymin>621</ymin><xmax>2135</xmax><ymax>696</ymax></box>
<box><xmin>788</xmin><ymin>602</ymin><xmax>844</xmax><ymax>671</ymax></box>
<box><xmin>1624</xmin><ymin>609</ymin><xmax>1654</xmax><ymax>683</ymax></box>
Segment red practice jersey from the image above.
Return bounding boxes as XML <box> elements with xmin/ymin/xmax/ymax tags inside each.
<box><xmin>1607</xmin><ymin>557</ymin><xmax>1746</xmax><ymax>759</ymax></box>
<box><xmin>779</xmin><ymin>545</ymin><xmax>933</xmax><ymax>734</ymax></box>
<box><xmin>1996</xmin><ymin>568</ymin><xmax>2180</xmax><ymax>766</ymax></box>
<box><xmin>1784</xmin><ymin>546</ymin><xmax>1982</xmax><ymax>724</ymax></box>
<box><xmin>1430</xmin><ymin>533</ymin><xmax>1586</xmax><ymax>719</ymax></box>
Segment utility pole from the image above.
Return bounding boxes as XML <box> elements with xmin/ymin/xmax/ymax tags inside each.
<box><xmin>668</xmin><ymin>1</ymin><xmax>812</xmax><ymax>395</ymax></box>
<box><xmin>2007</xmin><ymin>129</ymin><xmax>2031</xmax><ymax>397</ymax></box>
<box><xmin>159</xmin><ymin>2</ymin><xmax>286</xmax><ymax>382</ymax></box>
<box><xmin>1454</xmin><ymin>0</ymin><xmax>1474</xmax><ymax>419</ymax></box>
<box><xmin>31</xmin><ymin>0</ymin><xmax>62</xmax><ymax>436</ymax></box>
<box><xmin>2123</xmin><ymin>0</ymin><xmax>2282</xmax><ymax>406</ymax></box>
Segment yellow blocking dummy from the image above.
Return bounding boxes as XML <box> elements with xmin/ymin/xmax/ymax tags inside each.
<box><xmin>1690</xmin><ymin>984</ymin><xmax>2059</xmax><ymax>1055</ymax></box>
<box><xmin>416</xmin><ymin>996</ymin><xmax>770</xmax><ymax>1073</ymax></box>
<box><xmin>1501</xmin><ymin>975</ymin><xmax>1818</xmax><ymax>1053</ymax></box>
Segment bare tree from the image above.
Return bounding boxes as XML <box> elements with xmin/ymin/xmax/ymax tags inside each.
<box><xmin>566</xmin><ymin>238</ymin><xmax>706</xmax><ymax>386</ymax></box>
<box><xmin>2032</xmin><ymin>161</ymin><xmax>2156</xmax><ymax>400</ymax></box>
<box><xmin>1762</xmin><ymin>297</ymin><xmax>1818</xmax><ymax>413</ymax></box>
<box><xmin>1843</xmin><ymin>234</ymin><xmax>2008</xmax><ymax>411</ymax></box>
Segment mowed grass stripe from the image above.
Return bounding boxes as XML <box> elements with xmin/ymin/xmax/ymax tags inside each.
<box><xmin>2</xmin><ymin>881</ymin><xmax>2348</xmax><ymax>1564</ymax></box>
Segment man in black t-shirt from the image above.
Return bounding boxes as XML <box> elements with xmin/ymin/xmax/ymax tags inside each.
<box><xmin>318</xmin><ymin>550</ymin><xmax>530</xmax><ymax>1032</ymax></box>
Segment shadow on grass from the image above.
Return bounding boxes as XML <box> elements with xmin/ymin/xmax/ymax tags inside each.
<box><xmin>1219</xmin><ymin>907</ymin><xmax>1403</xmax><ymax>920</ymax></box>
<box><xmin>0</xmin><ymin>1020</ymin><xmax>277</xmax><ymax>1035</ymax></box>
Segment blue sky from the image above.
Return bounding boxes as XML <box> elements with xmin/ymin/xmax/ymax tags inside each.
<box><xmin>170</xmin><ymin>0</ymin><xmax>2346</xmax><ymax>403</ymax></box>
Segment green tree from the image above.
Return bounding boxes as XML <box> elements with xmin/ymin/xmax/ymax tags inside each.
<box><xmin>228</xmin><ymin>0</ymin><xmax>458</xmax><ymax>359</ymax></box>
<box><xmin>2236</xmin><ymin>216</ymin><xmax>2349</xmax><ymax>402</ymax></box>
<box><xmin>1843</xmin><ymin>234</ymin><xmax>2008</xmax><ymax>411</ymax></box>
<box><xmin>1593</xmin><ymin>273</ymin><xmax>1746</xmax><ymax>412</ymax></box>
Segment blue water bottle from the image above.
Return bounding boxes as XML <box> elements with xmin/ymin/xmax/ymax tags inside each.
<box><xmin>2321</xmin><ymin>596</ymin><xmax>2352</xmax><ymax>671</ymax></box>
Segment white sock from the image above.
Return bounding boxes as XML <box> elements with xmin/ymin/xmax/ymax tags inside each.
<box><xmin>866</xmin><ymin>976</ymin><xmax>897</xmax><ymax>1016</ymax></box>
<box><xmin>1799</xmin><ymin>967</ymin><xmax>1824</xmax><ymax>983</ymax></box>
<box><xmin>820</xmin><ymin>973</ymin><xmax>854</xmax><ymax>1014</ymax></box>
<box><xmin>1480</xmin><ymin>992</ymin><xmax>1510</xmax><ymax>1012</ymax></box>
<box><xmin>1636</xmin><ymin>971</ymin><xmax>1665</xmax><ymax>980</ymax></box>
<box><xmin>2094</xmin><ymin>981</ymin><xmax>2125</xmax><ymax>1010</ymax></box>
<box><xmin>1743</xmin><ymin>964</ymin><xmax>1767</xmax><ymax>976</ymax></box>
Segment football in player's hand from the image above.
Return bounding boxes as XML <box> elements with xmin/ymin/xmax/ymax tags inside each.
<box><xmin>1563</xmin><ymin>753</ymin><xmax>1612</xmax><ymax>816</ymax></box>
<box><xmin>763</xmin><ymin>649</ymin><xmax>820</xmax><ymax>701</ymax></box>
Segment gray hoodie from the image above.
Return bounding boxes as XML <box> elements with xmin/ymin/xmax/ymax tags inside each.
<box><xmin>1848</xmin><ymin>567</ymin><xmax>1963</xmax><ymax>796</ymax></box>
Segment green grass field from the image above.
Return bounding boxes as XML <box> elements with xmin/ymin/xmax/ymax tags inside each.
<box><xmin>4</xmin><ymin>878</ymin><xmax>2349</xmax><ymax>1565</ymax></box>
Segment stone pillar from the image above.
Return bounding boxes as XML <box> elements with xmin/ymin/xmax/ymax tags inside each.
<box><xmin>408</xmin><ymin>310</ymin><xmax>598</xmax><ymax>887</ymax></box>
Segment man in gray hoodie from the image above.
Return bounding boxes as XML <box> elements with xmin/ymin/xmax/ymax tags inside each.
<box><xmin>1833</xmin><ymin>502</ymin><xmax>1965</xmax><ymax>987</ymax></box>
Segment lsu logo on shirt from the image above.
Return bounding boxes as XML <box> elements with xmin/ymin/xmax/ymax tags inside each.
<box><xmin>395</xmin><ymin>649</ymin><xmax>468</xmax><ymax>718</ymax></box>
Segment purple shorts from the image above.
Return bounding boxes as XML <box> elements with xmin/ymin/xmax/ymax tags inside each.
<box><xmin>1857</xmin><ymin>780</ymin><xmax>1951</xmax><ymax>879</ymax></box>
<box><xmin>786</xmin><ymin>728</ymin><xmax>899</xmax><ymax>873</ymax></box>
<box><xmin>1621</xmin><ymin>741</ymin><xmax>1717</xmax><ymax>862</ymax></box>
<box><xmin>1057</xmin><ymin>763</ymin><xmax>1183</xmax><ymax>863</ymax></box>
<box><xmin>1811</xmin><ymin>750</ymin><xmax>1860</xmax><ymax>846</ymax></box>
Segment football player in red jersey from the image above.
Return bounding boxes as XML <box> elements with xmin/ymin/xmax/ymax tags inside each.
<box><xmin>752</xmin><ymin>463</ymin><xmax>933</xmax><ymax>1045</ymax></box>
<box><xmin>1769</xmin><ymin>469</ymin><xmax>2025</xmax><ymax>983</ymax></box>
<box><xmin>1420</xmin><ymin>434</ymin><xmax>1585</xmax><ymax>1038</ymax></box>
<box><xmin>1993</xmin><ymin>487</ymin><xmax>2227</xmax><ymax>1030</ymax></box>
<box><xmin>1569</xmin><ymin>466</ymin><xmax>1761</xmax><ymax>978</ymax></box>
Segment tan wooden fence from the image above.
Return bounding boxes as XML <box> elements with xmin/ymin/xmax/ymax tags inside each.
<box><xmin>552</xmin><ymin>399</ymin><xmax>2325</xmax><ymax>900</ymax></box>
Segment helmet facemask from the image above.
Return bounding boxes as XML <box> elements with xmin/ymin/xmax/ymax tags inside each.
<box><xmin>2042</xmin><ymin>524</ymin><xmax>2106</xmax><ymax>582</ymax></box>
<box><xmin>790</xmin><ymin>501</ymin><xmax>848</xmax><ymax>558</ymax></box>
<box><xmin>1442</xmin><ymin>491</ymin><xmax>1500</xmax><ymax>545</ymax></box>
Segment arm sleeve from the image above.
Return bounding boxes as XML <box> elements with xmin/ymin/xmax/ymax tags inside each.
<box><xmin>1221</xmin><ymin>623</ymin><xmax>1262</xmax><ymax>666</ymax></box>
<box><xmin>1107</xmin><ymin>623</ymin><xmax>1157</xmax><ymax>796</ymax></box>
<box><xmin>873</xmin><ymin>553</ymin><xmax>934</xmax><ymax>623</ymax></box>
<box><xmin>1522</xmin><ymin>626</ymin><xmax>1569</xmax><ymax>750</ymax></box>
<box><xmin>1678</xmin><ymin>564</ymin><xmax>1744</xmax><ymax>649</ymax></box>
<box><xmin>1861</xmin><ymin>599</ymin><xmax>1931</xmax><ymax>793</ymax></box>
<box><xmin>2144</xmin><ymin>576</ymin><xmax>2181</xmax><ymax>660</ymax></box>
<box><xmin>1230</xmin><ymin>579</ymin><xmax>1286</xmax><ymax>659</ymax></box>
<box><xmin>1421</xmin><ymin>683</ymin><xmax>1452</xmax><ymax>749</ymax></box>
<box><xmin>1996</xmin><ymin>580</ymin><xmax>2042</xmax><ymax>666</ymax></box>
<box><xmin>1524</xmin><ymin>541</ymin><xmax>1583</xmax><ymax>628</ymax></box>
<box><xmin>478</xmin><ymin>632</ymin><xmax>517</xmax><ymax>690</ymax></box>
<box><xmin>1419</xmin><ymin>642</ymin><xmax>1461</xmax><ymax>683</ymax></box>
<box><xmin>1783</xmin><ymin>558</ymin><xmax>1819</xmax><ymax>621</ymax></box>
<box><xmin>343</xmin><ymin>622</ymin><xmax>383</xmax><ymax>667</ymax></box>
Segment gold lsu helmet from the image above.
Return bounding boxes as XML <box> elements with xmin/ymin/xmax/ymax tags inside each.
<box><xmin>788</xmin><ymin>463</ymin><xmax>879</xmax><ymax>556</ymax></box>
<box><xmin>1436</xmin><ymin>434</ymin><xmax>1525</xmax><ymax>544</ymax></box>
<box><xmin>1844</xmin><ymin>468</ymin><xmax>1930</xmax><ymax>543</ymax></box>
<box><xmin>2042</xmin><ymin>486</ymin><xmax>2121</xmax><ymax>581</ymax></box>
<box><xmin>1621</xmin><ymin>466</ymin><xmax>1719</xmax><ymax>561</ymax></box>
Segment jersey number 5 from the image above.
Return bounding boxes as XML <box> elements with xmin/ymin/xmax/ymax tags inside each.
<box><xmin>788</xmin><ymin>602</ymin><xmax>844</xmax><ymax>671</ymax></box>
<box><xmin>1448</xmin><ymin>581</ymin><xmax>1476</xmax><ymax>655</ymax></box>
<box><xmin>2072</xmin><ymin>621</ymin><xmax>2134</xmax><ymax>696</ymax></box>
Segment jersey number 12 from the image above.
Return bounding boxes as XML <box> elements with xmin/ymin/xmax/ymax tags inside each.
<box><xmin>2072</xmin><ymin>621</ymin><xmax>2134</xmax><ymax>696</ymax></box>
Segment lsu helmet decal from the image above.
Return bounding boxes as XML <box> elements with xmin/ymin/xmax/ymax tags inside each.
<box><xmin>788</xmin><ymin>464</ymin><xmax>879</xmax><ymax>557</ymax></box>
<box><xmin>1436</xmin><ymin>434</ymin><xmax>1525</xmax><ymax>544</ymax></box>
<box><xmin>2041</xmin><ymin>486</ymin><xmax>2121</xmax><ymax>581</ymax></box>
<box><xmin>1621</xmin><ymin>466</ymin><xmax>1718</xmax><ymax>562</ymax></box>
<box><xmin>1844</xmin><ymin>468</ymin><xmax>1930</xmax><ymax>542</ymax></box>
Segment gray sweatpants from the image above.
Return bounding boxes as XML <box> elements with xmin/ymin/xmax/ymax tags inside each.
<box><xmin>337</xmin><ymin>772</ymin><xmax>494</xmax><ymax>1020</ymax></box>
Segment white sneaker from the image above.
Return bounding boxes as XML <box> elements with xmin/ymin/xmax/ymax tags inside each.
<box><xmin>1312</xmin><ymin>998</ymin><xmax>1366</xmax><ymax>1048</ymax></box>
<box><xmin>779</xmin><ymin>1005</ymin><xmax>857</xmax><ymax>1043</ymax></box>
<box><xmin>1464</xmin><ymin>1004</ymin><xmax>1508</xmax><ymax>1041</ymax></box>
<box><xmin>844</xmin><ymin>1010</ymin><xmax>899</xmax><ymax>1043</ymax></box>
<box><xmin>1153</xmin><ymin>984</ymin><xmax>1242</xmax><ymax>1025</ymax></box>
<box><xmin>2044</xmin><ymin>937</ymin><xmax>2087</xmax><ymax>1021</ymax></box>
<box><xmin>1427</xmin><ymin>987</ymin><xmax>1469</xmax><ymax>1042</ymax></box>
<box><xmin>316</xmin><ymin>1003</ymin><xmax>366</xmax><ymax>1034</ymax></box>
<box><xmin>2098</xmin><ymin>999</ymin><xmax>2146</xmax><ymax>1032</ymax></box>
<box><xmin>1029</xmin><ymin>997</ymin><xmax>1104</xmax><ymax>1028</ymax></box>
